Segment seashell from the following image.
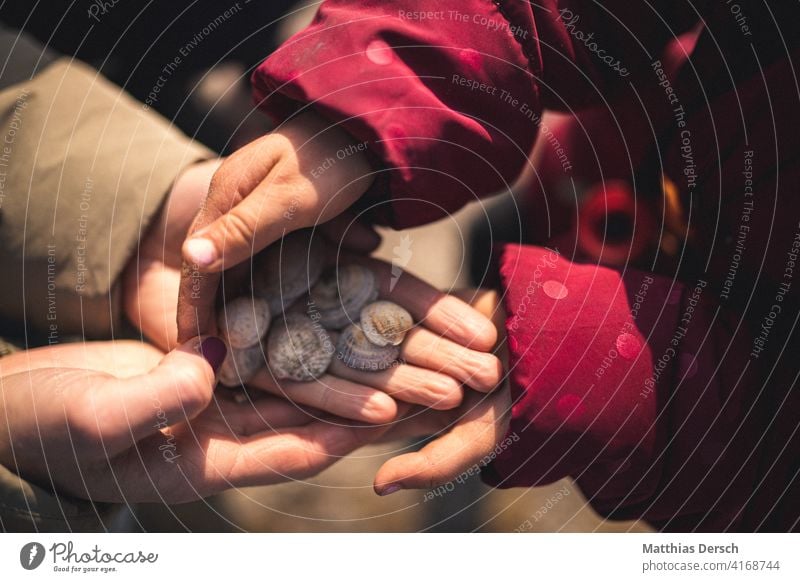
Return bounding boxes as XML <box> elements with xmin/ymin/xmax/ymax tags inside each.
<box><xmin>360</xmin><ymin>301</ymin><xmax>414</xmax><ymax>346</ymax></box>
<box><xmin>308</xmin><ymin>264</ymin><xmax>378</xmax><ymax>329</ymax></box>
<box><xmin>267</xmin><ymin>313</ymin><xmax>334</xmax><ymax>381</ymax></box>
<box><xmin>218</xmin><ymin>296</ymin><xmax>271</xmax><ymax>349</ymax></box>
<box><xmin>253</xmin><ymin>230</ymin><xmax>325</xmax><ymax>314</ymax></box>
<box><xmin>336</xmin><ymin>324</ymin><xmax>400</xmax><ymax>372</ymax></box>
<box><xmin>326</xmin><ymin>329</ymin><xmax>340</xmax><ymax>347</ymax></box>
<box><xmin>218</xmin><ymin>342</ymin><xmax>265</xmax><ymax>387</ymax></box>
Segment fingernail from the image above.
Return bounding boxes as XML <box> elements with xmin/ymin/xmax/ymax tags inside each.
<box><xmin>198</xmin><ymin>337</ymin><xmax>227</xmax><ymax>373</ymax></box>
<box><xmin>185</xmin><ymin>238</ymin><xmax>217</xmax><ymax>268</ymax></box>
<box><xmin>377</xmin><ymin>483</ymin><xmax>402</xmax><ymax>496</ymax></box>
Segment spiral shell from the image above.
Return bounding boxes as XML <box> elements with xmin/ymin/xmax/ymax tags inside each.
<box><xmin>253</xmin><ymin>230</ymin><xmax>325</xmax><ymax>314</ymax></box>
<box><xmin>218</xmin><ymin>343</ymin><xmax>265</xmax><ymax>387</ymax></box>
<box><xmin>336</xmin><ymin>324</ymin><xmax>400</xmax><ymax>371</ymax></box>
<box><xmin>218</xmin><ymin>296</ymin><xmax>271</xmax><ymax>349</ymax></box>
<box><xmin>267</xmin><ymin>313</ymin><xmax>334</xmax><ymax>381</ymax></box>
<box><xmin>309</xmin><ymin>264</ymin><xmax>378</xmax><ymax>329</ymax></box>
<box><xmin>360</xmin><ymin>301</ymin><xmax>413</xmax><ymax>346</ymax></box>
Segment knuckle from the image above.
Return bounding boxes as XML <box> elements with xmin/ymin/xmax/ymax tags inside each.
<box><xmin>316</xmin><ymin>383</ymin><xmax>334</xmax><ymax>412</ymax></box>
<box><xmin>469</xmin><ymin>354</ymin><xmax>503</xmax><ymax>389</ymax></box>
<box><xmin>172</xmin><ymin>367</ymin><xmax>213</xmax><ymax>412</ymax></box>
<box><xmin>218</xmin><ymin>211</ymin><xmax>256</xmax><ymax>248</ymax></box>
<box><xmin>363</xmin><ymin>392</ymin><xmax>397</xmax><ymax>423</ymax></box>
<box><xmin>432</xmin><ymin>386</ymin><xmax>464</xmax><ymax>410</ymax></box>
<box><xmin>64</xmin><ymin>392</ymin><xmax>104</xmax><ymax>449</ymax></box>
<box><xmin>428</xmin><ymin>377</ymin><xmax>463</xmax><ymax>410</ymax></box>
<box><xmin>208</xmin><ymin>165</ymin><xmax>237</xmax><ymax>197</ymax></box>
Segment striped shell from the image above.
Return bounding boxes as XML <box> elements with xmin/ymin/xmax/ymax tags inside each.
<box><xmin>218</xmin><ymin>342</ymin><xmax>265</xmax><ymax>387</ymax></box>
<box><xmin>267</xmin><ymin>313</ymin><xmax>334</xmax><ymax>381</ymax></box>
<box><xmin>309</xmin><ymin>264</ymin><xmax>378</xmax><ymax>329</ymax></box>
<box><xmin>336</xmin><ymin>324</ymin><xmax>400</xmax><ymax>372</ymax></box>
<box><xmin>217</xmin><ymin>296</ymin><xmax>271</xmax><ymax>349</ymax></box>
<box><xmin>253</xmin><ymin>230</ymin><xmax>325</xmax><ymax>314</ymax></box>
<box><xmin>360</xmin><ymin>301</ymin><xmax>414</xmax><ymax>346</ymax></box>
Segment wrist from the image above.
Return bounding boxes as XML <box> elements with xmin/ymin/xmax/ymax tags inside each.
<box><xmin>277</xmin><ymin>110</ymin><xmax>375</xmax><ymax>197</ymax></box>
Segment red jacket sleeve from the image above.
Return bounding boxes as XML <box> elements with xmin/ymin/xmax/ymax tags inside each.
<box><xmin>482</xmin><ymin>244</ymin><xmax>761</xmax><ymax>528</ymax></box>
<box><xmin>252</xmin><ymin>1</ymin><xmax>703</xmax><ymax>228</ymax></box>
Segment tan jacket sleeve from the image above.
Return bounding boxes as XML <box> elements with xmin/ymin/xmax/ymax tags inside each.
<box><xmin>0</xmin><ymin>463</ymin><xmax>120</xmax><ymax>532</ymax></box>
<box><xmin>0</xmin><ymin>57</ymin><xmax>213</xmax><ymax>340</ymax></box>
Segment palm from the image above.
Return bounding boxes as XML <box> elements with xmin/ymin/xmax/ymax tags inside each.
<box><xmin>106</xmin><ymin>396</ymin><xmax>373</xmax><ymax>504</ymax></box>
<box><xmin>0</xmin><ymin>341</ymin><xmax>386</xmax><ymax>505</ymax></box>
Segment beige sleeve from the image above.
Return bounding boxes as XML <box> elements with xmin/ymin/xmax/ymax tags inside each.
<box><xmin>0</xmin><ymin>463</ymin><xmax>121</xmax><ymax>532</ymax></box>
<box><xmin>0</xmin><ymin>58</ymin><xmax>213</xmax><ymax>339</ymax></box>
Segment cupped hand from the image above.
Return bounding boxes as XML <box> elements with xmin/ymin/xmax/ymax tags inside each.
<box><xmin>0</xmin><ymin>340</ymin><xmax>388</xmax><ymax>504</ymax></box>
<box><xmin>177</xmin><ymin>110</ymin><xmax>375</xmax><ymax>343</ymax></box>
<box><xmin>241</xmin><ymin>257</ymin><xmax>503</xmax><ymax>424</ymax></box>
<box><xmin>370</xmin><ymin>289</ymin><xmax>514</xmax><ymax>495</ymax></box>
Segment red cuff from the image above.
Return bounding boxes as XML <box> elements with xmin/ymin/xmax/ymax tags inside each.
<box><xmin>251</xmin><ymin>0</ymin><xmax>538</xmax><ymax>228</ymax></box>
<box><xmin>487</xmin><ymin>245</ymin><xmax>663</xmax><ymax>494</ymax></box>
<box><xmin>485</xmin><ymin>244</ymin><xmax>758</xmax><ymax>528</ymax></box>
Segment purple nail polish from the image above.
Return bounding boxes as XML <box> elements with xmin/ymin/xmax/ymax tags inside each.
<box><xmin>198</xmin><ymin>337</ymin><xmax>227</xmax><ymax>373</ymax></box>
<box><xmin>378</xmin><ymin>483</ymin><xmax>402</xmax><ymax>496</ymax></box>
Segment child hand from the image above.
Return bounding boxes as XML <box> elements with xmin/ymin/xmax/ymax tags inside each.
<box><xmin>177</xmin><ymin>109</ymin><xmax>375</xmax><ymax>343</ymax></box>
<box><xmin>123</xmin><ymin>156</ymin><xmax>375</xmax><ymax>351</ymax></box>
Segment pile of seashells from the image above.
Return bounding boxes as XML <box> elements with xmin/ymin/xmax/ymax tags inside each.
<box><xmin>217</xmin><ymin>231</ymin><xmax>414</xmax><ymax>387</ymax></box>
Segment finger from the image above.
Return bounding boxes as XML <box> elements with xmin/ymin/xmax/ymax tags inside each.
<box><xmin>177</xmin><ymin>111</ymin><xmax>377</xmax><ymax>341</ymax></box>
<box><xmin>123</xmin><ymin>257</ymin><xmax>180</xmax><ymax>351</ymax></box>
<box><xmin>114</xmin><ymin>412</ymin><xmax>388</xmax><ymax>502</ymax></box>
<box><xmin>176</xmin><ymin>145</ymin><xmax>269</xmax><ymax>343</ymax></box>
<box><xmin>350</xmin><ymin>256</ymin><xmax>498</xmax><ymax>351</ymax></box>
<box><xmin>185</xmin><ymin>175</ymin><xmax>308</xmax><ymax>272</ymax></box>
<box><xmin>452</xmin><ymin>288</ymin><xmax>507</xmax><ymax>333</ymax></box>
<box><xmin>328</xmin><ymin>358</ymin><xmax>464</xmax><ymax>410</ymax></box>
<box><xmin>377</xmin><ymin>406</ymin><xmax>458</xmax><ymax>441</ymax></box>
<box><xmin>225</xmin><ymin>418</ymin><xmax>391</xmax><ymax>488</ymax></box>
<box><xmin>203</xmin><ymin>394</ymin><xmax>316</xmax><ymax>436</ymax></box>
<box><xmin>248</xmin><ymin>367</ymin><xmax>398</xmax><ymax>424</ymax></box>
<box><xmin>177</xmin><ymin>261</ymin><xmax>222</xmax><ymax>343</ymax></box>
<box><xmin>374</xmin><ymin>390</ymin><xmax>510</xmax><ymax>494</ymax></box>
<box><xmin>74</xmin><ymin>336</ymin><xmax>227</xmax><ymax>456</ymax></box>
<box><xmin>0</xmin><ymin>340</ymin><xmax>163</xmax><ymax>378</ymax></box>
<box><xmin>182</xmin><ymin>113</ymin><xmax>372</xmax><ymax>273</ymax></box>
<box><xmin>319</xmin><ymin>212</ymin><xmax>381</xmax><ymax>253</ymax></box>
<box><xmin>400</xmin><ymin>328</ymin><xmax>503</xmax><ymax>392</ymax></box>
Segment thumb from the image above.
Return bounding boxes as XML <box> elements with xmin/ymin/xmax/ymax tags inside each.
<box><xmin>373</xmin><ymin>391</ymin><xmax>509</xmax><ymax>495</ymax></box>
<box><xmin>181</xmin><ymin>111</ymin><xmax>374</xmax><ymax>274</ymax></box>
<box><xmin>83</xmin><ymin>336</ymin><xmax>227</xmax><ymax>455</ymax></box>
<box><xmin>176</xmin><ymin>112</ymin><xmax>374</xmax><ymax>342</ymax></box>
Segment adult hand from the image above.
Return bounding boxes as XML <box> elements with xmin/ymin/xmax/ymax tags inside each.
<box><xmin>0</xmin><ymin>339</ymin><xmax>387</xmax><ymax>503</ymax></box>
<box><xmin>370</xmin><ymin>289</ymin><xmax>513</xmax><ymax>495</ymax></box>
<box><xmin>177</xmin><ymin>110</ymin><xmax>375</xmax><ymax>343</ymax></box>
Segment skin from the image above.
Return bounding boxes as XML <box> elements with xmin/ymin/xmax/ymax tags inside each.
<box><xmin>177</xmin><ymin>110</ymin><xmax>377</xmax><ymax>342</ymax></box>
<box><xmin>0</xmin><ymin>292</ymin><xmax>509</xmax><ymax>503</ymax></box>
<box><xmin>373</xmin><ymin>289</ymin><xmax>511</xmax><ymax>495</ymax></box>
<box><xmin>167</xmin><ymin>107</ymin><xmax>514</xmax><ymax>494</ymax></box>
<box><xmin>0</xmin><ymin>340</ymin><xmax>391</xmax><ymax>503</ymax></box>
<box><xmin>125</xmin><ymin>126</ymin><xmax>503</xmax><ymax>421</ymax></box>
